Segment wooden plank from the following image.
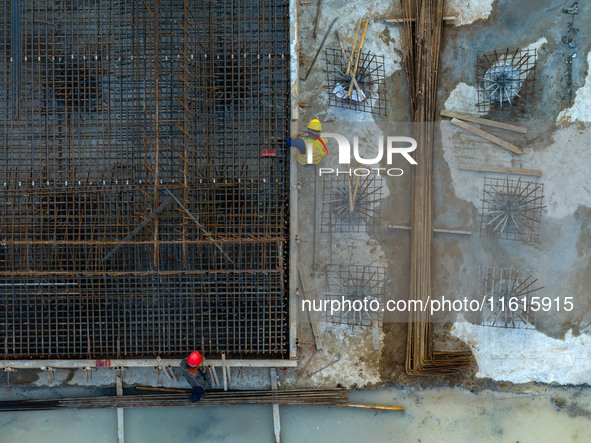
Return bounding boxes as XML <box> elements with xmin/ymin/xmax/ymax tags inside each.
<box><xmin>223</xmin><ymin>354</ymin><xmax>232</xmax><ymax>383</ymax></box>
<box><xmin>298</xmin><ymin>269</ymin><xmax>322</xmax><ymax>351</ymax></box>
<box><xmin>221</xmin><ymin>353</ymin><xmax>228</xmax><ymax>391</ymax></box>
<box><xmin>288</xmin><ymin>0</ymin><xmax>299</xmax><ymax>361</ymax></box>
<box><xmin>388</xmin><ymin>224</ymin><xmax>472</xmax><ymax>236</ymax></box>
<box><xmin>116</xmin><ymin>375</ymin><xmax>124</xmax><ymax>443</ymax></box>
<box><xmin>458</xmin><ymin>163</ymin><xmax>542</xmax><ymax>177</ymax></box>
<box><xmin>441</xmin><ymin>110</ymin><xmax>528</xmax><ymax>134</ymax></box>
<box><xmin>313</xmin><ymin>0</ymin><xmax>322</xmax><ymax>39</ymax></box>
<box><xmin>335</xmin><ymin>31</ymin><xmax>363</xmax><ymax>102</ymax></box>
<box><xmin>348</xmin><ymin>19</ymin><xmax>369</xmax><ymax>96</ymax></box>
<box><xmin>116</xmin><ymin>376</ymin><xmax>123</xmax><ymax>396</ymax></box>
<box><xmin>156</xmin><ymin>356</ymin><xmax>174</xmax><ymax>381</ymax></box>
<box><xmin>372</xmin><ymin>321</ymin><xmax>380</xmax><ymax>351</ymax></box>
<box><xmin>433</xmin><ymin>227</ymin><xmax>472</xmax><ymax>236</ymax></box>
<box><xmin>451</xmin><ymin>118</ymin><xmax>523</xmax><ymax>155</ymax></box>
<box><xmin>289</xmin><ymin>147</ymin><xmax>299</xmax><ymax>360</ymax></box>
<box><xmin>270</xmin><ymin>368</ymin><xmax>281</xmax><ymax>443</ymax></box>
<box><xmin>380</xmin><ymin>16</ymin><xmax>455</xmax><ymax>23</ymax></box>
<box><xmin>332</xmin><ymin>404</ymin><xmax>405</xmax><ymax>412</ymax></box>
<box><xmin>209</xmin><ymin>367</ymin><xmax>220</xmax><ymax>387</ymax></box>
<box><xmin>347</xmin><ymin>19</ymin><xmax>362</xmax><ymax>75</ymax></box>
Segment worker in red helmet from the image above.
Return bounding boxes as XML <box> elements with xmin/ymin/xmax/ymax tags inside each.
<box><xmin>180</xmin><ymin>351</ymin><xmax>210</xmax><ymax>402</ymax></box>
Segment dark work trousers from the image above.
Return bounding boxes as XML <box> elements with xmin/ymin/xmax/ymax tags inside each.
<box><xmin>180</xmin><ymin>359</ymin><xmax>210</xmax><ymax>402</ymax></box>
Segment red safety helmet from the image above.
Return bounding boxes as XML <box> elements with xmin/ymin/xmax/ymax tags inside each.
<box><xmin>187</xmin><ymin>351</ymin><xmax>203</xmax><ymax>367</ymax></box>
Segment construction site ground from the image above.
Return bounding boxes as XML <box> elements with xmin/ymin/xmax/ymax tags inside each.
<box><xmin>2</xmin><ymin>0</ymin><xmax>591</xmax><ymax>395</ymax></box>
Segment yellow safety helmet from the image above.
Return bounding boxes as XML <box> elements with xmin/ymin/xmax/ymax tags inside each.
<box><xmin>307</xmin><ymin>119</ymin><xmax>322</xmax><ymax>132</ymax></box>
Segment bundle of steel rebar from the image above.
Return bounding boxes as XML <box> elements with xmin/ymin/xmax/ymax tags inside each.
<box><xmin>0</xmin><ymin>389</ymin><xmax>349</xmax><ymax>412</ymax></box>
<box><xmin>398</xmin><ymin>0</ymin><xmax>472</xmax><ymax>375</ymax></box>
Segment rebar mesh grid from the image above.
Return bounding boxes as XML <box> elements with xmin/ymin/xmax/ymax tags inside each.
<box><xmin>0</xmin><ymin>0</ymin><xmax>290</xmax><ymax>359</ymax></box>
<box><xmin>325</xmin><ymin>264</ymin><xmax>385</xmax><ymax>326</ymax></box>
<box><xmin>478</xmin><ymin>266</ymin><xmax>543</xmax><ymax>329</ymax></box>
<box><xmin>325</xmin><ymin>48</ymin><xmax>386</xmax><ymax>115</ymax></box>
<box><xmin>476</xmin><ymin>48</ymin><xmax>537</xmax><ymax>113</ymax></box>
<box><xmin>2</xmin><ymin>272</ymin><xmax>286</xmax><ymax>358</ymax></box>
<box><xmin>321</xmin><ymin>174</ymin><xmax>383</xmax><ymax>233</ymax></box>
<box><xmin>480</xmin><ymin>177</ymin><xmax>545</xmax><ymax>243</ymax></box>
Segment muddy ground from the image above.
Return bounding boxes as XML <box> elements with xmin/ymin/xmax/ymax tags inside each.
<box><xmin>291</xmin><ymin>0</ymin><xmax>591</xmax><ymax>391</ymax></box>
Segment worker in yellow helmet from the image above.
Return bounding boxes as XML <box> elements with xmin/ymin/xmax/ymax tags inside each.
<box><xmin>286</xmin><ymin>119</ymin><xmax>328</xmax><ymax>165</ymax></box>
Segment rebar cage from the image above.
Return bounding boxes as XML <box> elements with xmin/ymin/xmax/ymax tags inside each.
<box><xmin>480</xmin><ymin>176</ymin><xmax>545</xmax><ymax>244</ymax></box>
<box><xmin>478</xmin><ymin>266</ymin><xmax>543</xmax><ymax>329</ymax></box>
<box><xmin>325</xmin><ymin>48</ymin><xmax>387</xmax><ymax>115</ymax></box>
<box><xmin>476</xmin><ymin>48</ymin><xmax>537</xmax><ymax>113</ymax></box>
<box><xmin>325</xmin><ymin>264</ymin><xmax>386</xmax><ymax>326</ymax></box>
<box><xmin>321</xmin><ymin>174</ymin><xmax>383</xmax><ymax>233</ymax></box>
<box><xmin>0</xmin><ymin>0</ymin><xmax>290</xmax><ymax>359</ymax></box>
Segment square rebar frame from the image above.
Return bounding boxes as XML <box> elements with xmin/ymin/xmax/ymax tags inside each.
<box><xmin>321</xmin><ymin>174</ymin><xmax>383</xmax><ymax>233</ymax></box>
<box><xmin>478</xmin><ymin>266</ymin><xmax>543</xmax><ymax>329</ymax></box>
<box><xmin>476</xmin><ymin>48</ymin><xmax>537</xmax><ymax>113</ymax></box>
<box><xmin>325</xmin><ymin>264</ymin><xmax>385</xmax><ymax>326</ymax></box>
<box><xmin>324</xmin><ymin>47</ymin><xmax>386</xmax><ymax>115</ymax></box>
<box><xmin>480</xmin><ymin>176</ymin><xmax>545</xmax><ymax>244</ymax></box>
<box><xmin>0</xmin><ymin>0</ymin><xmax>290</xmax><ymax>359</ymax></box>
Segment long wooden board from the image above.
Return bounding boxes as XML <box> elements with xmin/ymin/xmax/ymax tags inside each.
<box><xmin>388</xmin><ymin>224</ymin><xmax>472</xmax><ymax>236</ymax></box>
<box><xmin>458</xmin><ymin>163</ymin><xmax>542</xmax><ymax>177</ymax></box>
<box><xmin>380</xmin><ymin>16</ymin><xmax>456</xmax><ymax>23</ymax></box>
<box><xmin>298</xmin><ymin>269</ymin><xmax>322</xmax><ymax>351</ymax></box>
<box><xmin>451</xmin><ymin>118</ymin><xmax>523</xmax><ymax>155</ymax></box>
<box><xmin>270</xmin><ymin>368</ymin><xmax>281</xmax><ymax>443</ymax></box>
<box><xmin>117</xmin><ymin>375</ymin><xmax>124</xmax><ymax>443</ymax></box>
<box><xmin>441</xmin><ymin>110</ymin><xmax>528</xmax><ymax>134</ymax></box>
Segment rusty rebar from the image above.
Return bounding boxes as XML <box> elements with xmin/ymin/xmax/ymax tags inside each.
<box><xmin>0</xmin><ymin>0</ymin><xmax>290</xmax><ymax>359</ymax></box>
